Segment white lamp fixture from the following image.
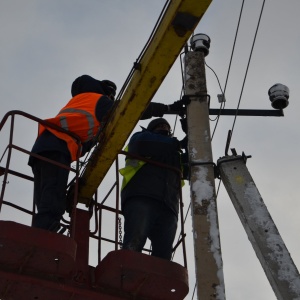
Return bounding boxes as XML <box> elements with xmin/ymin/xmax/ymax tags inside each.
<box><xmin>190</xmin><ymin>33</ymin><xmax>210</xmax><ymax>56</ymax></box>
<box><xmin>268</xmin><ymin>83</ymin><xmax>290</xmax><ymax>109</ymax></box>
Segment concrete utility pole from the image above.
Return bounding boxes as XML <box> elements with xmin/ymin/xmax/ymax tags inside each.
<box><xmin>185</xmin><ymin>34</ymin><xmax>225</xmax><ymax>300</ymax></box>
<box><xmin>218</xmin><ymin>155</ymin><xmax>300</xmax><ymax>300</ymax></box>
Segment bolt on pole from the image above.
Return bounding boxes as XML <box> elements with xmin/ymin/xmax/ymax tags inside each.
<box><xmin>185</xmin><ymin>34</ymin><xmax>225</xmax><ymax>300</ymax></box>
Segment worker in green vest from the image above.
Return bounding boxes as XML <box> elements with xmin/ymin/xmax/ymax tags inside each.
<box><xmin>120</xmin><ymin>118</ymin><xmax>188</xmax><ymax>260</ymax></box>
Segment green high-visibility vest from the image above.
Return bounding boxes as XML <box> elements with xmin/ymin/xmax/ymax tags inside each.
<box><xmin>119</xmin><ymin>158</ymin><xmax>146</xmax><ymax>191</ymax></box>
<box><xmin>119</xmin><ymin>146</ymin><xmax>185</xmax><ymax>191</ymax></box>
<box><xmin>119</xmin><ymin>146</ymin><xmax>146</xmax><ymax>191</ymax></box>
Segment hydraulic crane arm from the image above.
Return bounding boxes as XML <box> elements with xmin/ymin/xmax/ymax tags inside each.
<box><xmin>77</xmin><ymin>0</ymin><xmax>212</xmax><ymax>204</ymax></box>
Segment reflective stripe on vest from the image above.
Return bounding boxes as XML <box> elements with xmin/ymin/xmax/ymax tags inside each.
<box><xmin>38</xmin><ymin>93</ymin><xmax>101</xmax><ymax>161</ymax></box>
<box><xmin>59</xmin><ymin>108</ymin><xmax>95</xmax><ymax>141</ymax></box>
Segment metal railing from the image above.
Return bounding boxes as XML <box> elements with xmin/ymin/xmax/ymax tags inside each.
<box><xmin>0</xmin><ymin>110</ymin><xmax>187</xmax><ymax>267</ymax></box>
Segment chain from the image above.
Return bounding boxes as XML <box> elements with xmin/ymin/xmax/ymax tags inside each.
<box><xmin>118</xmin><ymin>217</ymin><xmax>123</xmax><ymax>248</ymax></box>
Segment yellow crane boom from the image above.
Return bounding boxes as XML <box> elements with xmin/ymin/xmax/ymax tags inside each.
<box><xmin>78</xmin><ymin>0</ymin><xmax>212</xmax><ymax>204</ymax></box>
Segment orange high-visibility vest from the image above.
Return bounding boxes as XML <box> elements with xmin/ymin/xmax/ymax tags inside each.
<box><xmin>38</xmin><ymin>92</ymin><xmax>102</xmax><ymax>161</ymax></box>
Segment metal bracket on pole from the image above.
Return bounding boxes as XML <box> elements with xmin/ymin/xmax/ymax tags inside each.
<box><xmin>220</xmin><ymin>149</ymin><xmax>252</xmax><ymax>166</ymax></box>
<box><xmin>184</xmin><ymin>93</ymin><xmax>211</xmax><ymax>103</ymax></box>
<box><xmin>190</xmin><ymin>161</ymin><xmax>219</xmax><ymax>179</ymax></box>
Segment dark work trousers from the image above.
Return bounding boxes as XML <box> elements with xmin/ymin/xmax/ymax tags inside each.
<box><xmin>31</xmin><ymin>151</ymin><xmax>70</xmax><ymax>232</ymax></box>
<box><xmin>122</xmin><ymin>197</ymin><xmax>178</xmax><ymax>260</ymax></box>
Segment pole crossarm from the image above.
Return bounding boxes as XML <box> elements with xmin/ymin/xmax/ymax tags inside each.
<box><xmin>77</xmin><ymin>0</ymin><xmax>212</xmax><ymax>204</ymax></box>
<box><xmin>209</xmin><ymin>108</ymin><xmax>284</xmax><ymax>117</ymax></box>
<box><xmin>166</xmin><ymin>108</ymin><xmax>284</xmax><ymax>117</ymax></box>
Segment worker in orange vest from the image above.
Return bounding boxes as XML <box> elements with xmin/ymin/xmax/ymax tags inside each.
<box><xmin>29</xmin><ymin>74</ymin><xmax>185</xmax><ymax>233</ymax></box>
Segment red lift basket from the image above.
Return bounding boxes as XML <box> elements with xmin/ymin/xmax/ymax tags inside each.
<box><xmin>0</xmin><ymin>220</ymin><xmax>189</xmax><ymax>300</ymax></box>
<box><xmin>96</xmin><ymin>249</ymin><xmax>189</xmax><ymax>300</ymax></box>
<box><xmin>0</xmin><ymin>111</ymin><xmax>189</xmax><ymax>299</ymax></box>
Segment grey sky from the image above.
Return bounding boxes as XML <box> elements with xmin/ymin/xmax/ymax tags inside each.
<box><xmin>0</xmin><ymin>1</ymin><xmax>299</xmax><ymax>299</ymax></box>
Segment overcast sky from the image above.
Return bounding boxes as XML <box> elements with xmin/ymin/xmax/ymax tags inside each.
<box><xmin>0</xmin><ymin>1</ymin><xmax>300</xmax><ymax>299</ymax></box>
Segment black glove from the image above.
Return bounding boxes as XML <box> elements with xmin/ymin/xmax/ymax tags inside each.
<box><xmin>141</xmin><ymin>102</ymin><xmax>168</xmax><ymax>119</ymax></box>
<box><xmin>181</xmin><ymin>154</ymin><xmax>189</xmax><ymax>180</ymax></box>
<box><xmin>181</xmin><ymin>95</ymin><xmax>191</xmax><ymax>105</ymax></box>
<box><xmin>168</xmin><ymin>100</ymin><xmax>185</xmax><ymax>113</ymax></box>
<box><xmin>180</xmin><ymin>136</ymin><xmax>188</xmax><ymax>149</ymax></box>
<box><xmin>180</xmin><ymin>118</ymin><xmax>188</xmax><ymax>133</ymax></box>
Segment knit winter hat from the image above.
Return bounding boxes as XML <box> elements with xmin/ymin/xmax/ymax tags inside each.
<box><xmin>71</xmin><ymin>75</ymin><xmax>116</xmax><ymax>99</ymax></box>
<box><xmin>147</xmin><ymin>118</ymin><xmax>170</xmax><ymax>132</ymax></box>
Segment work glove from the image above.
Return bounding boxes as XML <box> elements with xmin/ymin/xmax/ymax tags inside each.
<box><xmin>180</xmin><ymin>117</ymin><xmax>188</xmax><ymax>133</ymax></box>
<box><xmin>181</xmin><ymin>152</ymin><xmax>190</xmax><ymax>180</ymax></box>
<box><xmin>141</xmin><ymin>102</ymin><xmax>168</xmax><ymax>119</ymax></box>
<box><xmin>66</xmin><ymin>182</ymin><xmax>76</xmax><ymax>215</ymax></box>
<box><xmin>181</xmin><ymin>95</ymin><xmax>191</xmax><ymax>106</ymax></box>
<box><xmin>168</xmin><ymin>99</ymin><xmax>186</xmax><ymax>113</ymax></box>
<box><xmin>179</xmin><ymin>136</ymin><xmax>188</xmax><ymax>149</ymax></box>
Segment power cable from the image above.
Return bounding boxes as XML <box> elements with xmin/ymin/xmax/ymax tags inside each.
<box><xmin>209</xmin><ymin>0</ymin><xmax>245</xmax><ymax>139</ymax></box>
<box><xmin>223</xmin><ymin>0</ymin><xmax>245</xmax><ymax>96</ymax></box>
<box><xmin>116</xmin><ymin>0</ymin><xmax>171</xmax><ymax>101</ymax></box>
<box><xmin>191</xmin><ymin>281</ymin><xmax>197</xmax><ymax>299</ymax></box>
<box><xmin>205</xmin><ymin>62</ymin><xmax>225</xmax><ymax>123</ymax></box>
<box><xmin>229</xmin><ymin>0</ymin><xmax>266</xmax><ymax>145</ymax></box>
<box><xmin>171</xmin><ymin>50</ymin><xmax>187</xmax><ymax>136</ymax></box>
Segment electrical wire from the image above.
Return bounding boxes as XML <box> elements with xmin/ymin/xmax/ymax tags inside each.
<box><xmin>171</xmin><ymin>49</ymin><xmax>188</xmax><ymax>136</ymax></box>
<box><xmin>191</xmin><ymin>282</ymin><xmax>197</xmax><ymax>299</ymax></box>
<box><xmin>171</xmin><ymin>47</ymin><xmax>190</xmax><ymax>137</ymax></box>
<box><xmin>223</xmin><ymin>0</ymin><xmax>245</xmax><ymax>97</ymax></box>
<box><xmin>206</xmin><ymin>62</ymin><xmax>225</xmax><ymax>123</ymax></box>
<box><xmin>116</xmin><ymin>0</ymin><xmax>171</xmax><ymax>101</ymax></box>
<box><xmin>229</xmin><ymin>0</ymin><xmax>266</xmax><ymax>143</ymax></box>
<box><xmin>209</xmin><ymin>0</ymin><xmax>245</xmax><ymax>139</ymax></box>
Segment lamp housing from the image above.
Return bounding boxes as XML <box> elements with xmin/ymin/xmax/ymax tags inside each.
<box><xmin>190</xmin><ymin>33</ymin><xmax>210</xmax><ymax>56</ymax></box>
<box><xmin>268</xmin><ymin>83</ymin><xmax>289</xmax><ymax>109</ymax></box>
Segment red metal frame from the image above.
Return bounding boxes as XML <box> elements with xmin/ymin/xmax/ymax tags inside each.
<box><xmin>0</xmin><ymin>110</ymin><xmax>189</xmax><ymax>300</ymax></box>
